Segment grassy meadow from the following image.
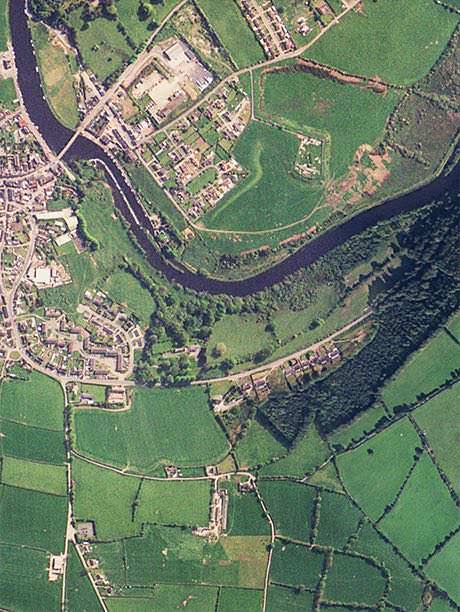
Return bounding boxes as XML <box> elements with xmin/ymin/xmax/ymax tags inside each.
<box><xmin>329</xmin><ymin>402</ymin><xmax>388</xmax><ymax>450</ymax></box>
<box><xmin>65</xmin><ymin>545</ymin><xmax>102</xmax><ymax>611</ymax></box>
<box><xmin>1</xmin><ymin>456</ymin><xmax>66</xmax><ymax>496</ymax></box>
<box><xmin>426</xmin><ymin>533</ymin><xmax>460</xmax><ymax>605</ymax></box>
<box><xmin>0</xmin><ymin>0</ymin><xmax>8</xmax><ymax>51</ymax></box>
<box><xmin>323</xmin><ymin>552</ymin><xmax>386</xmax><ymax>605</ymax></box>
<box><xmin>235</xmin><ymin>419</ymin><xmax>286</xmax><ymax>469</ymax></box>
<box><xmin>0</xmin><ymin>419</ymin><xmax>64</xmax><ymax>464</ymax></box>
<box><xmin>266</xmin><ymin>585</ymin><xmax>314</xmax><ymax>611</ymax></box>
<box><xmin>218</xmin><ymin>588</ymin><xmax>263</xmax><ymax>612</ymax></box>
<box><xmin>315</xmin><ymin>490</ymin><xmax>362</xmax><ymax>549</ymax></box>
<box><xmin>104</xmin><ymin>270</ymin><xmax>155</xmax><ymax>327</ymax></box>
<box><xmin>0</xmin><ymin>77</ymin><xmax>17</xmax><ymax>110</ymax></box>
<box><xmin>270</xmin><ymin>541</ymin><xmax>323</xmax><ymax>590</ymax></box>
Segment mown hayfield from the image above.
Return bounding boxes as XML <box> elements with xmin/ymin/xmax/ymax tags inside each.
<box><xmin>0</xmin><ymin>419</ymin><xmax>64</xmax><ymax>465</ymax></box>
<box><xmin>218</xmin><ymin>587</ymin><xmax>263</xmax><ymax>612</ymax></box>
<box><xmin>425</xmin><ymin>532</ymin><xmax>460</xmax><ymax>605</ymax></box>
<box><xmin>258</xmin><ymin>481</ymin><xmax>316</xmax><ymax>542</ymax></box>
<box><xmin>0</xmin><ymin>370</ymin><xmax>64</xmax><ymax>431</ymax></box>
<box><xmin>65</xmin><ymin>545</ymin><xmax>103</xmax><ymax>612</ymax></box>
<box><xmin>0</xmin><ymin>77</ymin><xmax>17</xmax><ymax>110</ymax></box>
<box><xmin>353</xmin><ymin>521</ymin><xmax>424</xmax><ymax>610</ymax></box>
<box><xmin>235</xmin><ymin>420</ymin><xmax>286</xmax><ymax>469</ymax></box>
<box><xmin>74</xmin><ymin>386</ymin><xmax>229</xmax><ymax>473</ymax></box>
<box><xmin>329</xmin><ymin>403</ymin><xmax>388</xmax><ymax>450</ymax></box>
<box><xmin>196</xmin><ymin>0</ymin><xmax>264</xmax><ymax>68</ymax></box>
<box><xmin>227</xmin><ymin>487</ymin><xmax>270</xmax><ymax>536</ymax></box>
<box><xmin>104</xmin><ymin>270</ymin><xmax>155</xmax><ymax>327</ymax></box>
<box><xmin>315</xmin><ymin>490</ymin><xmax>362</xmax><ymax>549</ymax></box>
<box><xmin>414</xmin><ymin>384</ymin><xmax>459</xmax><ymax>494</ymax></box>
<box><xmin>32</xmin><ymin>23</ymin><xmax>79</xmax><ymax>129</ymax></box>
<box><xmin>1</xmin><ymin>456</ymin><xmax>66</xmax><ymax>496</ymax></box>
<box><xmin>0</xmin><ymin>0</ymin><xmax>9</xmax><ymax>52</ymax></box>
<box><xmin>379</xmin><ymin>454</ymin><xmax>459</xmax><ymax>565</ymax></box>
<box><xmin>336</xmin><ymin>418</ymin><xmax>420</xmax><ymax>520</ymax></box>
<box><xmin>0</xmin><ymin>484</ymin><xmax>66</xmax><ymax>551</ymax></box>
<box><xmin>261</xmin><ymin>423</ymin><xmax>330</xmax><ymax>478</ymax></box>
<box><xmin>266</xmin><ymin>585</ymin><xmax>314</xmax><ymax>611</ymax></box>
<box><xmin>270</xmin><ymin>541</ymin><xmax>323</xmax><ymax>589</ymax></box>
<box><xmin>137</xmin><ymin>478</ymin><xmax>211</xmax><ymax>527</ymax></box>
<box><xmin>305</xmin><ymin>0</ymin><xmax>459</xmax><ymax>85</ymax></box>
<box><xmin>261</xmin><ymin>69</ymin><xmax>400</xmax><ymax>178</ymax></box>
<box><xmin>0</xmin><ymin>544</ymin><xmax>61</xmax><ymax>612</ymax></box>
<box><xmin>203</xmin><ymin>121</ymin><xmax>323</xmax><ymax>231</ymax></box>
<box><xmin>324</xmin><ymin>552</ymin><xmax>386</xmax><ymax>605</ymax></box>
<box><xmin>382</xmin><ymin>329</ymin><xmax>460</xmax><ymax>409</ymax></box>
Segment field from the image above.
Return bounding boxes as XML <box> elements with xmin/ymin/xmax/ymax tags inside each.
<box><xmin>307</xmin><ymin>461</ymin><xmax>343</xmax><ymax>492</ymax></box>
<box><xmin>146</xmin><ymin>585</ymin><xmax>217</xmax><ymax>612</ymax></box>
<box><xmin>196</xmin><ymin>0</ymin><xmax>264</xmax><ymax>68</ymax></box>
<box><xmin>336</xmin><ymin>418</ymin><xmax>420</xmax><ymax>520</ymax></box>
<box><xmin>116</xmin><ymin>0</ymin><xmax>183</xmax><ymax>47</ymax></box>
<box><xmin>0</xmin><ymin>419</ymin><xmax>64</xmax><ymax>464</ymax></box>
<box><xmin>315</xmin><ymin>490</ymin><xmax>362</xmax><ymax>549</ymax></box>
<box><xmin>0</xmin><ymin>484</ymin><xmax>67</xmax><ymax>551</ymax></box>
<box><xmin>203</xmin><ymin>121</ymin><xmax>323</xmax><ymax>231</ymax></box>
<box><xmin>74</xmin><ymin>386</ymin><xmax>229</xmax><ymax>472</ymax></box>
<box><xmin>413</xmin><ymin>384</ymin><xmax>460</xmax><ymax>493</ymax></box>
<box><xmin>0</xmin><ymin>77</ymin><xmax>17</xmax><ymax>110</ymax></box>
<box><xmin>65</xmin><ymin>545</ymin><xmax>102</xmax><ymax>611</ymax></box>
<box><xmin>1</xmin><ymin>456</ymin><xmax>66</xmax><ymax>496</ymax></box>
<box><xmin>218</xmin><ymin>587</ymin><xmax>263</xmax><ymax>612</ymax></box>
<box><xmin>447</xmin><ymin>310</ymin><xmax>460</xmax><ymax>341</ymax></box>
<box><xmin>379</xmin><ymin>453</ymin><xmax>459</xmax><ymax>565</ymax></box>
<box><xmin>305</xmin><ymin>0</ymin><xmax>459</xmax><ymax>85</ymax></box>
<box><xmin>31</xmin><ymin>23</ymin><xmax>79</xmax><ymax>129</ymax></box>
<box><xmin>226</xmin><ymin>486</ymin><xmax>270</xmax><ymax>536</ymax></box>
<box><xmin>0</xmin><ymin>0</ymin><xmax>8</xmax><ymax>51</ymax></box>
<box><xmin>329</xmin><ymin>403</ymin><xmax>388</xmax><ymax>450</ymax></box>
<box><xmin>323</xmin><ymin>553</ymin><xmax>386</xmax><ymax>605</ymax></box>
<box><xmin>258</xmin><ymin>481</ymin><xmax>316</xmax><ymax>542</ymax></box>
<box><xmin>104</xmin><ymin>269</ymin><xmax>155</xmax><ymax>327</ymax></box>
<box><xmin>266</xmin><ymin>585</ymin><xmax>315</xmax><ymax>611</ymax></box>
<box><xmin>425</xmin><ymin>532</ymin><xmax>460</xmax><ymax>605</ymax></box>
<box><xmin>0</xmin><ymin>370</ymin><xmax>64</xmax><ymax>431</ymax></box>
<box><xmin>80</xmin><ymin>383</ymin><xmax>106</xmax><ymax>404</ymax></box>
<box><xmin>235</xmin><ymin>419</ymin><xmax>286</xmax><ymax>469</ymax></box>
<box><xmin>270</xmin><ymin>541</ymin><xmax>323</xmax><ymax>589</ymax></box>
<box><xmin>382</xmin><ymin>329</ymin><xmax>460</xmax><ymax>409</ymax></box>
<box><xmin>261</xmin><ymin>69</ymin><xmax>400</xmax><ymax>178</ymax></box>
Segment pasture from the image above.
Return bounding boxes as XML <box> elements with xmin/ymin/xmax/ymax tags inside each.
<box><xmin>447</xmin><ymin>310</ymin><xmax>460</xmax><ymax>342</ymax></box>
<box><xmin>65</xmin><ymin>545</ymin><xmax>102</xmax><ymax>612</ymax></box>
<box><xmin>258</xmin><ymin>480</ymin><xmax>316</xmax><ymax>542</ymax></box>
<box><xmin>379</xmin><ymin>454</ymin><xmax>459</xmax><ymax>565</ymax></box>
<box><xmin>203</xmin><ymin>121</ymin><xmax>323</xmax><ymax>231</ymax></box>
<box><xmin>226</xmin><ymin>487</ymin><xmax>270</xmax><ymax>536</ymax></box>
<box><xmin>305</xmin><ymin>0</ymin><xmax>459</xmax><ymax>85</ymax></box>
<box><xmin>0</xmin><ymin>370</ymin><xmax>64</xmax><ymax>431</ymax></box>
<box><xmin>0</xmin><ymin>77</ymin><xmax>17</xmax><ymax>110</ymax></box>
<box><xmin>74</xmin><ymin>386</ymin><xmax>229</xmax><ymax>472</ymax></box>
<box><xmin>382</xmin><ymin>329</ymin><xmax>460</xmax><ymax>409</ymax></box>
<box><xmin>324</xmin><ymin>553</ymin><xmax>386</xmax><ymax>605</ymax></box>
<box><xmin>196</xmin><ymin>0</ymin><xmax>264</xmax><ymax>68</ymax></box>
<box><xmin>116</xmin><ymin>0</ymin><xmax>182</xmax><ymax>47</ymax></box>
<box><xmin>336</xmin><ymin>418</ymin><xmax>420</xmax><ymax>520</ymax></box>
<box><xmin>414</xmin><ymin>384</ymin><xmax>460</xmax><ymax>494</ymax></box>
<box><xmin>235</xmin><ymin>420</ymin><xmax>286</xmax><ymax>468</ymax></box>
<box><xmin>307</xmin><ymin>461</ymin><xmax>343</xmax><ymax>492</ymax></box>
<box><xmin>1</xmin><ymin>456</ymin><xmax>66</xmax><ymax>496</ymax></box>
<box><xmin>104</xmin><ymin>270</ymin><xmax>155</xmax><ymax>327</ymax></box>
<box><xmin>80</xmin><ymin>383</ymin><xmax>106</xmax><ymax>404</ymax></box>
<box><xmin>329</xmin><ymin>403</ymin><xmax>388</xmax><ymax>450</ymax></box>
<box><xmin>270</xmin><ymin>541</ymin><xmax>323</xmax><ymax>590</ymax></box>
<box><xmin>0</xmin><ymin>484</ymin><xmax>66</xmax><ymax>551</ymax></box>
<box><xmin>218</xmin><ymin>588</ymin><xmax>263</xmax><ymax>612</ymax></box>
<box><xmin>426</xmin><ymin>533</ymin><xmax>460</xmax><ymax>605</ymax></box>
<box><xmin>261</xmin><ymin>69</ymin><xmax>400</xmax><ymax>178</ymax></box>
<box><xmin>106</xmin><ymin>598</ymin><xmax>155</xmax><ymax>612</ymax></box>
<box><xmin>266</xmin><ymin>585</ymin><xmax>314</xmax><ymax>611</ymax></box>
<box><xmin>315</xmin><ymin>490</ymin><xmax>362</xmax><ymax>549</ymax></box>
<box><xmin>150</xmin><ymin>585</ymin><xmax>217</xmax><ymax>612</ymax></box>
<box><xmin>0</xmin><ymin>0</ymin><xmax>8</xmax><ymax>51</ymax></box>
<box><xmin>0</xmin><ymin>419</ymin><xmax>64</xmax><ymax>464</ymax></box>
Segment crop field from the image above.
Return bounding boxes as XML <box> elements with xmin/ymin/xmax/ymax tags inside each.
<box><xmin>315</xmin><ymin>490</ymin><xmax>362</xmax><ymax>549</ymax></box>
<box><xmin>226</xmin><ymin>487</ymin><xmax>270</xmax><ymax>536</ymax></box>
<box><xmin>0</xmin><ymin>77</ymin><xmax>17</xmax><ymax>110</ymax></box>
<box><xmin>382</xmin><ymin>328</ymin><xmax>460</xmax><ymax>409</ymax></box>
<box><xmin>0</xmin><ymin>419</ymin><xmax>64</xmax><ymax>464</ymax></box>
<box><xmin>324</xmin><ymin>552</ymin><xmax>386</xmax><ymax>605</ymax></box>
<box><xmin>104</xmin><ymin>270</ymin><xmax>155</xmax><ymax>327</ymax></box>
<box><xmin>235</xmin><ymin>419</ymin><xmax>286</xmax><ymax>468</ymax></box>
<box><xmin>260</xmin><ymin>423</ymin><xmax>330</xmax><ymax>478</ymax></box>
<box><xmin>414</xmin><ymin>384</ymin><xmax>460</xmax><ymax>493</ymax></box>
<box><xmin>266</xmin><ymin>585</ymin><xmax>314</xmax><ymax>611</ymax></box>
<box><xmin>0</xmin><ymin>370</ymin><xmax>64</xmax><ymax>431</ymax></box>
<box><xmin>218</xmin><ymin>587</ymin><xmax>263</xmax><ymax>612</ymax></box>
<box><xmin>379</xmin><ymin>454</ymin><xmax>459</xmax><ymax>565</ymax></box>
<box><xmin>74</xmin><ymin>386</ymin><xmax>229</xmax><ymax>472</ymax></box>
<box><xmin>0</xmin><ymin>0</ymin><xmax>8</xmax><ymax>52</ymax></box>
<box><xmin>329</xmin><ymin>403</ymin><xmax>388</xmax><ymax>450</ymax></box>
<box><xmin>270</xmin><ymin>541</ymin><xmax>323</xmax><ymax>589</ymax></box>
<box><xmin>305</xmin><ymin>0</ymin><xmax>459</xmax><ymax>85</ymax></box>
<box><xmin>32</xmin><ymin>23</ymin><xmax>79</xmax><ymax>129</ymax></box>
<box><xmin>65</xmin><ymin>545</ymin><xmax>102</xmax><ymax>611</ymax></box>
<box><xmin>261</xmin><ymin>69</ymin><xmax>400</xmax><ymax>178</ymax></box>
<box><xmin>196</xmin><ymin>0</ymin><xmax>264</xmax><ymax>68</ymax></box>
<box><xmin>426</xmin><ymin>532</ymin><xmax>460</xmax><ymax>605</ymax></box>
<box><xmin>1</xmin><ymin>456</ymin><xmax>66</xmax><ymax>496</ymax></box>
<box><xmin>336</xmin><ymin>418</ymin><xmax>420</xmax><ymax>520</ymax></box>
<box><xmin>258</xmin><ymin>481</ymin><xmax>316</xmax><ymax>542</ymax></box>
<box><xmin>0</xmin><ymin>544</ymin><xmax>61</xmax><ymax>612</ymax></box>
<box><xmin>203</xmin><ymin>121</ymin><xmax>323</xmax><ymax>231</ymax></box>
<box><xmin>0</xmin><ymin>484</ymin><xmax>66</xmax><ymax>551</ymax></box>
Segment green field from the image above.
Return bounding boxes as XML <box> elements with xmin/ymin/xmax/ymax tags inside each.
<box><xmin>116</xmin><ymin>0</ymin><xmax>184</xmax><ymax>47</ymax></box>
<box><xmin>0</xmin><ymin>484</ymin><xmax>67</xmax><ymax>551</ymax></box>
<box><xmin>447</xmin><ymin>310</ymin><xmax>460</xmax><ymax>341</ymax></box>
<box><xmin>235</xmin><ymin>420</ymin><xmax>286</xmax><ymax>468</ymax></box>
<box><xmin>0</xmin><ymin>0</ymin><xmax>9</xmax><ymax>52</ymax></box>
<box><xmin>323</xmin><ymin>552</ymin><xmax>386</xmax><ymax>605</ymax></box>
<box><xmin>382</xmin><ymin>329</ymin><xmax>460</xmax><ymax>409</ymax></box>
<box><xmin>65</xmin><ymin>545</ymin><xmax>102</xmax><ymax>611</ymax></box>
<box><xmin>0</xmin><ymin>77</ymin><xmax>17</xmax><ymax>110</ymax></box>
<box><xmin>261</xmin><ymin>69</ymin><xmax>400</xmax><ymax>178</ymax></box>
<box><xmin>270</xmin><ymin>541</ymin><xmax>323</xmax><ymax>590</ymax></box>
<box><xmin>104</xmin><ymin>269</ymin><xmax>155</xmax><ymax>327</ymax></box>
<box><xmin>266</xmin><ymin>585</ymin><xmax>315</xmax><ymax>611</ymax></box>
<box><xmin>414</xmin><ymin>384</ymin><xmax>460</xmax><ymax>494</ymax></box>
<box><xmin>196</xmin><ymin>0</ymin><xmax>264</xmax><ymax>68</ymax></box>
<box><xmin>80</xmin><ymin>383</ymin><xmax>107</xmax><ymax>404</ymax></box>
<box><xmin>258</xmin><ymin>481</ymin><xmax>316</xmax><ymax>542</ymax></box>
<box><xmin>425</xmin><ymin>532</ymin><xmax>460</xmax><ymax>605</ymax></box>
<box><xmin>74</xmin><ymin>386</ymin><xmax>229</xmax><ymax>472</ymax></box>
<box><xmin>106</xmin><ymin>598</ymin><xmax>156</xmax><ymax>612</ymax></box>
<box><xmin>0</xmin><ymin>370</ymin><xmax>64</xmax><ymax>431</ymax></box>
<box><xmin>379</xmin><ymin>453</ymin><xmax>459</xmax><ymax>565</ymax></box>
<box><xmin>1</xmin><ymin>456</ymin><xmax>66</xmax><ymax>496</ymax></box>
<box><xmin>218</xmin><ymin>587</ymin><xmax>263</xmax><ymax>612</ymax></box>
<box><xmin>203</xmin><ymin>121</ymin><xmax>323</xmax><ymax>231</ymax></box>
<box><xmin>305</xmin><ymin>0</ymin><xmax>459</xmax><ymax>85</ymax></box>
<box><xmin>337</xmin><ymin>418</ymin><xmax>420</xmax><ymax>520</ymax></box>
<box><xmin>149</xmin><ymin>585</ymin><xmax>217</xmax><ymax>612</ymax></box>
<box><xmin>32</xmin><ymin>23</ymin><xmax>79</xmax><ymax>129</ymax></box>
<box><xmin>0</xmin><ymin>419</ymin><xmax>64</xmax><ymax>464</ymax></box>
<box><xmin>226</xmin><ymin>487</ymin><xmax>270</xmax><ymax>537</ymax></box>
<box><xmin>307</xmin><ymin>461</ymin><xmax>343</xmax><ymax>492</ymax></box>
<box><xmin>315</xmin><ymin>490</ymin><xmax>362</xmax><ymax>549</ymax></box>
<box><xmin>329</xmin><ymin>403</ymin><xmax>388</xmax><ymax>450</ymax></box>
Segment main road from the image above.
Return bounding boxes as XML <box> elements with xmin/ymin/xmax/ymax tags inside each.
<box><xmin>10</xmin><ymin>0</ymin><xmax>459</xmax><ymax>297</ymax></box>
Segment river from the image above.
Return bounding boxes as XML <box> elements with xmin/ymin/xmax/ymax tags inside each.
<box><xmin>10</xmin><ymin>0</ymin><xmax>459</xmax><ymax>296</ymax></box>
